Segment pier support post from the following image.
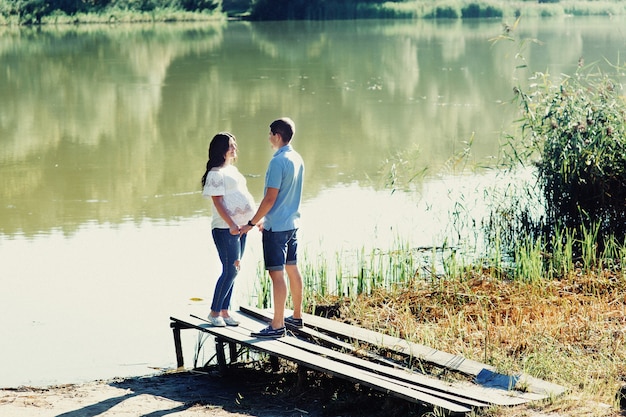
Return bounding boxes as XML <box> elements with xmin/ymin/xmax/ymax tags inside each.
<box><xmin>170</xmin><ymin>322</ymin><xmax>184</xmax><ymax>368</ymax></box>
<box><xmin>228</xmin><ymin>342</ymin><xmax>238</xmax><ymax>363</ymax></box>
<box><xmin>215</xmin><ymin>338</ymin><xmax>227</xmax><ymax>374</ymax></box>
<box><xmin>270</xmin><ymin>355</ymin><xmax>279</xmax><ymax>371</ymax></box>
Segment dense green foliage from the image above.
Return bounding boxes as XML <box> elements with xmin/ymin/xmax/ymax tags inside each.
<box><xmin>513</xmin><ymin>67</ymin><xmax>626</xmax><ymax>240</ymax></box>
<box><xmin>0</xmin><ymin>0</ymin><xmax>220</xmax><ymax>23</ymax></box>
<box><xmin>250</xmin><ymin>0</ymin><xmax>347</xmax><ymax>20</ymax></box>
<box><xmin>249</xmin><ymin>0</ymin><xmax>389</xmax><ymax>20</ymax></box>
<box><xmin>247</xmin><ymin>0</ymin><xmax>626</xmax><ymax>20</ymax></box>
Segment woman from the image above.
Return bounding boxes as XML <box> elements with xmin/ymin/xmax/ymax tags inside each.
<box><xmin>201</xmin><ymin>132</ymin><xmax>256</xmax><ymax>327</ymax></box>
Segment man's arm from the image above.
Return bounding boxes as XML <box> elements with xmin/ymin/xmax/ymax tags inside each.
<box><xmin>241</xmin><ymin>187</ymin><xmax>279</xmax><ymax>232</ymax></box>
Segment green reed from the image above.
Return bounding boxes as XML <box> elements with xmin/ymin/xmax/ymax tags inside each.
<box><xmin>254</xmin><ymin>263</ymin><xmax>272</xmax><ymax>309</ymax></box>
<box><xmin>513</xmin><ymin>235</ymin><xmax>544</xmax><ymax>284</ymax></box>
<box><xmin>334</xmin><ymin>252</ymin><xmax>344</xmax><ymax>297</ymax></box>
<box><xmin>549</xmin><ymin>226</ymin><xmax>574</xmax><ymax>279</ymax></box>
<box><xmin>580</xmin><ymin>222</ymin><xmax>600</xmax><ymax>272</ymax></box>
<box><xmin>301</xmin><ymin>251</ymin><xmax>329</xmax><ymax>312</ymax></box>
<box><xmin>284</xmin><ymin>222</ymin><xmax>626</xmax><ymax>305</ymax></box>
<box><xmin>288</xmin><ymin>240</ymin><xmax>454</xmax><ymax>302</ymax></box>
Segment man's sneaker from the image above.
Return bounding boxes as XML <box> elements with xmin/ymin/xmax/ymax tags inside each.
<box><xmin>284</xmin><ymin>316</ymin><xmax>303</xmax><ymax>329</ymax></box>
<box><xmin>251</xmin><ymin>325</ymin><xmax>285</xmax><ymax>338</ymax></box>
<box><xmin>207</xmin><ymin>315</ymin><xmax>226</xmax><ymax>327</ymax></box>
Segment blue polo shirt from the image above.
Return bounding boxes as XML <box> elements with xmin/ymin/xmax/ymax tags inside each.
<box><xmin>263</xmin><ymin>144</ymin><xmax>304</xmax><ymax>232</ymax></box>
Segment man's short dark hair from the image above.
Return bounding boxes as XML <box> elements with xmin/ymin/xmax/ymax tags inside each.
<box><xmin>270</xmin><ymin>117</ymin><xmax>295</xmax><ymax>143</ymax></box>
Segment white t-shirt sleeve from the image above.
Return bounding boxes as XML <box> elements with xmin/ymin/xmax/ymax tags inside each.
<box><xmin>202</xmin><ymin>171</ymin><xmax>225</xmax><ymax>198</ymax></box>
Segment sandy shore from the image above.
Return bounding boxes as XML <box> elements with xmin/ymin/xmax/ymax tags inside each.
<box><xmin>0</xmin><ymin>368</ymin><xmax>304</xmax><ymax>417</ymax></box>
<box><xmin>1</xmin><ymin>366</ymin><xmax>611</xmax><ymax>417</ymax></box>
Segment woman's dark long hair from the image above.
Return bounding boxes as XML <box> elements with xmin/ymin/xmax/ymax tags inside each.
<box><xmin>201</xmin><ymin>132</ymin><xmax>235</xmax><ymax>187</ymax></box>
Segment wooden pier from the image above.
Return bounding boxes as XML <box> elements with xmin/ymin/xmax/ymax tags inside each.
<box><xmin>170</xmin><ymin>306</ymin><xmax>565</xmax><ymax>415</ymax></box>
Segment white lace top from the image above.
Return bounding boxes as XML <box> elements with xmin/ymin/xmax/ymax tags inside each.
<box><xmin>202</xmin><ymin>164</ymin><xmax>256</xmax><ymax>229</ymax></box>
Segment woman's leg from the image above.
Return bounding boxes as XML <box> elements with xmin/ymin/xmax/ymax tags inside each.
<box><xmin>219</xmin><ymin>233</ymin><xmax>246</xmax><ymax>312</ymax></box>
<box><xmin>211</xmin><ymin>228</ymin><xmax>241</xmax><ymax>314</ymax></box>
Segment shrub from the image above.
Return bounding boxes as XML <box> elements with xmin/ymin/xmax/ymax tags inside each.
<box><xmin>178</xmin><ymin>0</ymin><xmax>219</xmax><ymax>12</ymax></box>
<box><xmin>249</xmin><ymin>0</ymin><xmax>402</xmax><ymax>20</ymax></box>
<box><xmin>16</xmin><ymin>0</ymin><xmax>53</xmax><ymax>23</ymax></box>
<box><xmin>514</xmin><ymin>67</ymin><xmax>626</xmax><ymax>240</ymax></box>
<box><xmin>427</xmin><ymin>3</ymin><xmax>461</xmax><ymax>19</ymax></box>
<box><xmin>462</xmin><ymin>2</ymin><xmax>503</xmax><ymax>18</ymax></box>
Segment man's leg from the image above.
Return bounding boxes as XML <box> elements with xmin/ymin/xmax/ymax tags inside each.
<box><xmin>269</xmin><ymin>269</ymin><xmax>287</xmax><ymax>329</ymax></box>
<box><xmin>285</xmin><ymin>264</ymin><xmax>303</xmax><ymax>319</ymax></box>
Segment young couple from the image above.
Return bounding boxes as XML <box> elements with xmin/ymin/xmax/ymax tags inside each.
<box><xmin>200</xmin><ymin>117</ymin><xmax>304</xmax><ymax>338</ymax></box>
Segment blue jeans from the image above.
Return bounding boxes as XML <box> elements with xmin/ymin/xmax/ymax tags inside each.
<box><xmin>211</xmin><ymin>228</ymin><xmax>247</xmax><ymax>313</ymax></box>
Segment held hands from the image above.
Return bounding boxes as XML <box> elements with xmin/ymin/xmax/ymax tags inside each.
<box><xmin>240</xmin><ymin>220</ymin><xmax>263</xmax><ymax>235</ymax></box>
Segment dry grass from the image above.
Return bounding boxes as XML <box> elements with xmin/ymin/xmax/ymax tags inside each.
<box><xmin>319</xmin><ymin>269</ymin><xmax>626</xmax><ymax>416</ymax></box>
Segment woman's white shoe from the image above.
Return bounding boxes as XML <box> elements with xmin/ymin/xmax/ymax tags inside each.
<box><xmin>207</xmin><ymin>315</ymin><xmax>226</xmax><ymax>327</ymax></box>
<box><xmin>223</xmin><ymin>316</ymin><xmax>239</xmax><ymax>327</ymax></box>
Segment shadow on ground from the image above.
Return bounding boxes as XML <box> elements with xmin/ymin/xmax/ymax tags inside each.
<box><xmin>54</xmin><ymin>364</ymin><xmax>430</xmax><ymax>417</ymax></box>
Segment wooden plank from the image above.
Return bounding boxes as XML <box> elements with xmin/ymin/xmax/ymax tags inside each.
<box><xmin>279</xmin><ymin>335</ymin><xmax>531</xmax><ymax>407</ymax></box>
<box><xmin>219</xmin><ymin>314</ymin><xmax>498</xmax><ymax>407</ymax></box>
<box><xmin>279</xmin><ymin>336</ymin><xmax>490</xmax><ymax>408</ymax></box>
<box><xmin>239</xmin><ymin>306</ymin><xmax>566</xmax><ymax>398</ymax></box>
<box><xmin>192</xmin><ymin>314</ymin><xmax>490</xmax><ymax>407</ymax></box>
<box><xmin>240</xmin><ymin>306</ymin><xmax>487</xmax><ymax>374</ymax></box>
<box><xmin>235</xmin><ymin>310</ymin><xmax>542</xmax><ymax>406</ymax></box>
<box><xmin>212</xmin><ymin>314</ymin><xmax>547</xmax><ymax>407</ymax></box>
<box><xmin>170</xmin><ymin>315</ymin><xmax>472</xmax><ymax>414</ymax></box>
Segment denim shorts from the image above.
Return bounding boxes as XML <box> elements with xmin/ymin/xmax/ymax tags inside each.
<box><xmin>262</xmin><ymin>229</ymin><xmax>298</xmax><ymax>271</ymax></box>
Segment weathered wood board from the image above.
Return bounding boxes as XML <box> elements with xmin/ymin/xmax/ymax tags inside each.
<box><xmin>239</xmin><ymin>305</ymin><xmax>566</xmax><ymax>398</ymax></box>
<box><xmin>171</xmin><ymin>314</ymin><xmax>472</xmax><ymax>414</ymax></box>
<box><xmin>224</xmin><ymin>313</ymin><xmax>527</xmax><ymax>406</ymax></box>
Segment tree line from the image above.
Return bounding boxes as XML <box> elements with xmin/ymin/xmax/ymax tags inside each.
<box><xmin>1</xmin><ymin>0</ymin><xmax>497</xmax><ymax>25</ymax></box>
<box><xmin>1</xmin><ymin>0</ymin><xmax>221</xmax><ymax>24</ymax></box>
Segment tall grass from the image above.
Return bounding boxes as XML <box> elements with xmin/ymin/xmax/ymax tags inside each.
<box><xmin>254</xmin><ymin>262</ymin><xmax>271</xmax><ymax>309</ymax></box>
<box><xmin>290</xmin><ymin>222</ymin><xmax>626</xmax><ymax>299</ymax></box>
<box><xmin>513</xmin><ymin>235</ymin><xmax>544</xmax><ymax>283</ymax></box>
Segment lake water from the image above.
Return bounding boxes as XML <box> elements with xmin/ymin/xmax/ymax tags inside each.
<box><xmin>1</xmin><ymin>16</ymin><xmax>625</xmax><ymax>388</ymax></box>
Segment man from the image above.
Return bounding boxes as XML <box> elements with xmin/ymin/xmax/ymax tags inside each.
<box><xmin>242</xmin><ymin>117</ymin><xmax>305</xmax><ymax>338</ymax></box>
